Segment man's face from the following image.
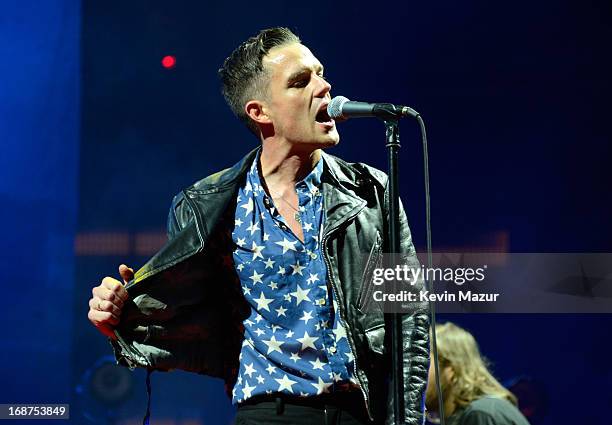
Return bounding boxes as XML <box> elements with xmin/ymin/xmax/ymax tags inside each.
<box><xmin>259</xmin><ymin>43</ymin><xmax>339</xmax><ymax>148</ymax></box>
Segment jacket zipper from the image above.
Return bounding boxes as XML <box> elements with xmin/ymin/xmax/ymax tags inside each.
<box><xmin>322</xmin><ymin>206</ymin><xmax>374</xmax><ymax>421</ymax></box>
<box><xmin>357</xmin><ymin>230</ymin><xmax>382</xmax><ymax>312</ymax></box>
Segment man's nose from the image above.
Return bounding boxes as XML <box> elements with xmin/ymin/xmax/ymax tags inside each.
<box><xmin>314</xmin><ymin>74</ymin><xmax>332</xmax><ymax>97</ymax></box>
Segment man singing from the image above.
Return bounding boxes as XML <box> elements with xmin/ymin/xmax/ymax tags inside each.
<box><xmin>87</xmin><ymin>27</ymin><xmax>430</xmax><ymax>425</ymax></box>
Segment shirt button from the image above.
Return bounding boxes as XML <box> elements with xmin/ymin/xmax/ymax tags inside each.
<box><xmin>316</xmin><ymin>298</ymin><xmax>326</xmax><ymax>306</ymax></box>
<box><xmin>328</xmin><ymin>346</ymin><xmax>337</xmax><ymax>354</ymax></box>
<box><xmin>310</xmin><ymin>253</ymin><xmax>318</xmax><ymax>260</ymax></box>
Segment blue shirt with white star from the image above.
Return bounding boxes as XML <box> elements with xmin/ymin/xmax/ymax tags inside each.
<box><xmin>230</xmin><ymin>154</ymin><xmax>358</xmax><ymax>403</ymax></box>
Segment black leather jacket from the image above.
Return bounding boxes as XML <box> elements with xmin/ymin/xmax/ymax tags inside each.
<box><xmin>111</xmin><ymin>148</ymin><xmax>430</xmax><ymax>424</ymax></box>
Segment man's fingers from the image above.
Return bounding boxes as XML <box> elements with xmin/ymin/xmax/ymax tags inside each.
<box><xmin>100</xmin><ymin>277</ymin><xmax>129</xmax><ymax>302</ymax></box>
<box><xmin>90</xmin><ymin>298</ymin><xmax>122</xmax><ymax>317</ymax></box>
<box><xmin>88</xmin><ymin>308</ymin><xmax>120</xmax><ymax>327</ymax></box>
<box><xmin>87</xmin><ymin>309</ymin><xmax>119</xmax><ymax>340</ymax></box>
<box><xmin>118</xmin><ymin>264</ymin><xmax>134</xmax><ymax>285</ymax></box>
<box><xmin>88</xmin><ymin>271</ymin><xmax>131</xmax><ymax>340</ymax></box>
<box><xmin>88</xmin><ymin>267</ymin><xmax>132</xmax><ymax>341</ymax></box>
<box><xmin>92</xmin><ymin>285</ymin><xmax>125</xmax><ymax>308</ymax></box>
<box><xmin>88</xmin><ymin>297</ymin><xmax>98</xmax><ymax>310</ymax></box>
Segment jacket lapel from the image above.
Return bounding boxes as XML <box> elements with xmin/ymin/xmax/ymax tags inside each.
<box><xmin>321</xmin><ymin>152</ymin><xmax>367</xmax><ymax>236</ymax></box>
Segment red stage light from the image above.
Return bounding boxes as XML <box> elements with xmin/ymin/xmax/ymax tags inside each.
<box><xmin>161</xmin><ymin>55</ymin><xmax>176</xmax><ymax>69</ymax></box>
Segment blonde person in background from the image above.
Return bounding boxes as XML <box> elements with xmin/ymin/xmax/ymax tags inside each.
<box><xmin>426</xmin><ymin>323</ymin><xmax>530</xmax><ymax>425</ymax></box>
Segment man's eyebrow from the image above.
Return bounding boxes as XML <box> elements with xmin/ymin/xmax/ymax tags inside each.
<box><xmin>286</xmin><ymin>65</ymin><xmax>325</xmax><ymax>82</ymax></box>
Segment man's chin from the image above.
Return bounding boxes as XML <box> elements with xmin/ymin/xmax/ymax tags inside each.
<box><xmin>320</xmin><ymin>130</ymin><xmax>340</xmax><ymax>147</ymax></box>
<box><xmin>324</xmin><ymin>136</ymin><xmax>340</xmax><ymax>147</ymax></box>
<box><xmin>305</xmin><ymin>134</ymin><xmax>340</xmax><ymax>149</ymax></box>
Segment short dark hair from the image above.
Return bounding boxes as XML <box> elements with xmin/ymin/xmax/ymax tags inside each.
<box><xmin>218</xmin><ymin>27</ymin><xmax>301</xmax><ymax>136</ymax></box>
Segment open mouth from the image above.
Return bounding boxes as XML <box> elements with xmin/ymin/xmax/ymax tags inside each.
<box><xmin>315</xmin><ymin>107</ymin><xmax>334</xmax><ymax>125</ymax></box>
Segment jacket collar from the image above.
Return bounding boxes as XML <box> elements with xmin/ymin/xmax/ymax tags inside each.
<box><xmin>319</xmin><ymin>151</ymin><xmax>367</xmax><ymax>235</ymax></box>
<box><xmin>185</xmin><ymin>146</ymin><xmax>366</xmax><ymax>193</ymax></box>
<box><xmin>184</xmin><ymin>147</ymin><xmax>367</xmax><ymax>236</ymax></box>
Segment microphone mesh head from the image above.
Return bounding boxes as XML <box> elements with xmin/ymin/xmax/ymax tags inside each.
<box><xmin>327</xmin><ymin>96</ymin><xmax>350</xmax><ymax>119</ymax></box>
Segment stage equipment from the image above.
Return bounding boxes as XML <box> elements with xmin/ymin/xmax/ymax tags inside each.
<box><xmin>329</xmin><ymin>96</ymin><xmax>444</xmax><ymax>425</ymax></box>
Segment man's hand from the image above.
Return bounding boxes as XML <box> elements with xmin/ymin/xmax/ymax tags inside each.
<box><xmin>87</xmin><ymin>264</ymin><xmax>133</xmax><ymax>340</ymax></box>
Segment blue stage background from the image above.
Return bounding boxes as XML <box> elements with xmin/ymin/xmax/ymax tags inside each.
<box><xmin>0</xmin><ymin>0</ymin><xmax>81</xmax><ymax>411</ymax></box>
<box><xmin>1</xmin><ymin>0</ymin><xmax>611</xmax><ymax>424</ymax></box>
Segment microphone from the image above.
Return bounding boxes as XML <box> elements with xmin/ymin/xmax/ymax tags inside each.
<box><xmin>327</xmin><ymin>96</ymin><xmax>419</xmax><ymax>121</ymax></box>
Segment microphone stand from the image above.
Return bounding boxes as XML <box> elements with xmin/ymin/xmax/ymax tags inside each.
<box><xmin>336</xmin><ymin>100</ymin><xmax>436</xmax><ymax>425</ymax></box>
<box><xmin>343</xmin><ymin>101</ymin><xmax>438</xmax><ymax>425</ymax></box>
<box><xmin>384</xmin><ymin>118</ymin><xmax>405</xmax><ymax>425</ymax></box>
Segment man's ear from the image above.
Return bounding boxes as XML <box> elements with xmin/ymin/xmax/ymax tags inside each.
<box><xmin>245</xmin><ymin>100</ymin><xmax>272</xmax><ymax>126</ymax></box>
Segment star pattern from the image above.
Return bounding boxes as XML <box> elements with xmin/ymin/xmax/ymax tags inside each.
<box><xmin>290</xmin><ymin>285</ymin><xmax>311</xmax><ymax>306</ymax></box>
<box><xmin>249</xmin><ymin>270</ymin><xmax>263</xmax><ymax>284</ymax></box>
<box><xmin>231</xmin><ymin>153</ymin><xmax>356</xmax><ymax>404</ymax></box>
<box><xmin>290</xmin><ymin>261</ymin><xmax>306</xmax><ymax>276</ymax></box>
<box><xmin>311</xmin><ymin>377</ymin><xmax>333</xmax><ymax>395</ymax></box>
<box><xmin>275</xmin><ymin>238</ymin><xmax>298</xmax><ymax>254</ymax></box>
<box><xmin>244</xmin><ymin>362</ymin><xmax>256</xmax><ymax>378</ymax></box>
<box><xmin>250</xmin><ymin>241</ymin><xmax>264</xmax><ymax>260</ymax></box>
<box><xmin>306</xmin><ymin>273</ymin><xmax>320</xmax><ymax>285</ymax></box>
<box><xmin>297</xmin><ymin>331</ymin><xmax>319</xmax><ymax>351</ymax></box>
<box><xmin>332</xmin><ymin>324</ymin><xmax>347</xmax><ymax>342</ymax></box>
<box><xmin>275</xmin><ymin>374</ymin><xmax>298</xmax><ymax>393</ymax></box>
<box><xmin>299</xmin><ymin>310</ymin><xmax>314</xmax><ymax>324</ymax></box>
<box><xmin>242</xmin><ymin>381</ymin><xmax>256</xmax><ymax>398</ymax></box>
<box><xmin>262</xmin><ymin>335</ymin><xmax>284</xmax><ymax>354</ymax></box>
<box><xmin>253</xmin><ymin>291</ymin><xmax>274</xmax><ymax>312</ymax></box>
<box><xmin>240</xmin><ymin>199</ymin><xmax>253</xmax><ymax>216</ymax></box>
<box><xmin>275</xmin><ymin>305</ymin><xmax>287</xmax><ymax>317</ymax></box>
<box><xmin>310</xmin><ymin>357</ymin><xmax>325</xmax><ymax>370</ymax></box>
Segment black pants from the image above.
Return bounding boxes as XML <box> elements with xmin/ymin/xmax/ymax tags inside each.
<box><xmin>233</xmin><ymin>392</ymin><xmax>379</xmax><ymax>425</ymax></box>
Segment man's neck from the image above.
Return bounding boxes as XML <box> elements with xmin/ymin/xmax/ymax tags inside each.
<box><xmin>259</xmin><ymin>141</ymin><xmax>321</xmax><ymax>193</ymax></box>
